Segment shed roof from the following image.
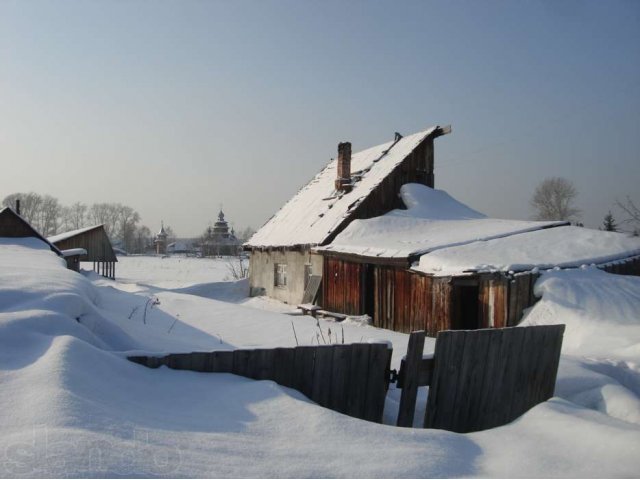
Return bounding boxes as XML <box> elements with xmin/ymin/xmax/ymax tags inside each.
<box><xmin>48</xmin><ymin>225</ymin><xmax>103</xmax><ymax>243</ymax></box>
<box><xmin>245</xmin><ymin>126</ymin><xmax>445</xmax><ymax>248</ymax></box>
<box><xmin>0</xmin><ymin>207</ymin><xmax>62</xmax><ymax>256</ymax></box>
<box><xmin>316</xmin><ymin>184</ymin><xmax>565</xmax><ymax>261</ymax></box>
<box><xmin>413</xmin><ymin>225</ymin><xmax>640</xmax><ymax>276</ymax></box>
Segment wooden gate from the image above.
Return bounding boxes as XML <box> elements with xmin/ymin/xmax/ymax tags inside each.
<box><xmin>396</xmin><ymin>325</ymin><xmax>565</xmax><ymax>432</ymax></box>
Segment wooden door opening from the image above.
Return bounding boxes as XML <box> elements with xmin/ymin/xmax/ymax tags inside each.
<box><xmin>451</xmin><ymin>284</ymin><xmax>480</xmax><ymax>330</ymax></box>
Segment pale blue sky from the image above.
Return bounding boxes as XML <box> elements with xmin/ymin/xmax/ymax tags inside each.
<box><xmin>1</xmin><ymin>0</ymin><xmax>639</xmax><ymax>235</ymax></box>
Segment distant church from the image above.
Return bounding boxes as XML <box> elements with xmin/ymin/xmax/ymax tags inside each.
<box><xmin>154</xmin><ymin>222</ymin><xmax>168</xmax><ymax>255</ymax></box>
<box><xmin>201</xmin><ymin>209</ymin><xmax>240</xmax><ymax>256</ymax></box>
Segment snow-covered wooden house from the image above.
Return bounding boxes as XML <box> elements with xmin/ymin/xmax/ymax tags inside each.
<box><xmin>315</xmin><ymin>183</ymin><xmax>640</xmax><ymax>335</ymax></box>
<box><xmin>244</xmin><ymin>126</ymin><xmax>452</xmax><ymax>304</ymax></box>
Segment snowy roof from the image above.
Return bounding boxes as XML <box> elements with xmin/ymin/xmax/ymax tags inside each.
<box><xmin>61</xmin><ymin>248</ymin><xmax>88</xmax><ymax>257</ymax></box>
<box><xmin>317</xmin><ymin>184</ymin><xmax>565</xmax><ymax>260</ymax></box>
<box><xmin>414</xmin><ymin>226</ymin><xmax>640</xmax><ymax>276</ymax></box>
<box><xmin>48</xmin><ymin>225</ymin><xmax>103</xmax><ymax>244</ymax></box>
<box><xmin>245</xmin><ymin>127</ymin><xmax>444</xmax><ymax>248</ymax></box>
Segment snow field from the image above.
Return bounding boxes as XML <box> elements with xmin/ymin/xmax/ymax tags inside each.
<box><xmin>1</xmin><ymin>242</ymin><xmax>639</xmax><ymax>477</ymax></box>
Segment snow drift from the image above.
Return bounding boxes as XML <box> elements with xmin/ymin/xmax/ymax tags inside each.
<box><xmin>1</xmin><ymin>240</ymin><xmax>639</xmax><ymax>477</ymax></box>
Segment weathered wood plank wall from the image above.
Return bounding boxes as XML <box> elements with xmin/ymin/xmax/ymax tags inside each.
<box><xmin>53</xmin><ymin>227</ymin><xmax>117</xmax><ymax>262</ymax></box>
<box><xmin>129</xmin><ymin>343</ymin><xmax>392</xmax><ymax>423</ymax></box>
<box><xmin>323</xmin><ymin>257</ymin><xmax>367</xmax><ymax>315</ymax></box>
<box><xmin>323</xmin><ymin>255</ymin><xmax>640</xmax><ymax>337</ymax></box>
<box><xmin>53</xmin><ymin>226</ymin><xmax>117</xmax><ymax>279</ymax></box>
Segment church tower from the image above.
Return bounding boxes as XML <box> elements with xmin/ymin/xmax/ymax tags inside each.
<box><xmin>155</xmin><ymin>222</ymin><xmax>168</xmax><ymax>255</ymax></box>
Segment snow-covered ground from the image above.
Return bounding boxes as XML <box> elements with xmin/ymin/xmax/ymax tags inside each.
<box><xmin>1</xmin><ymin>244</ymin><xmax>639</xmax><ymax>477</ymax></box>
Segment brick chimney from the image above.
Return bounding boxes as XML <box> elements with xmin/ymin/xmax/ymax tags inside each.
<box><xmin>335</xmin><ymin>141</ymin><xmax>352</xmax><ymax>192</ymax></box>
<box><xmin>15</xmin><ymin>199</ymin><xmax>20</xmax><ymax>215</ymax></box>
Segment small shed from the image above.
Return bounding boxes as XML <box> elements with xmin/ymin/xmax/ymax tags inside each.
<box><xmin>0</xmin><ymin>207</ymin><xmax>62</xmax><ymax>256</ymax></box>
<box><xmin>61</xmin><ymin>248</ymin><xmax>88</xmax><ymax>272</ymax></box>
<box><xmin>48</xmin><ymin>225</ymin><xmax>118</xmax><ymax>279</ymax></box>
<box><xmin>316</xmin><ymin>184</ymin><xmax>640</xmax><ymax>335</ymax></box>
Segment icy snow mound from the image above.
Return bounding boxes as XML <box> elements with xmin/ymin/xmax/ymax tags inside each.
<box><xmin>521</xmin><ymin>268</ymin><xmax>640</xmax><ymax>426</ymax></box>
<box><xmin>521</xmin><ymin>268</ymin><xmax>640</xmax><ymax>358</ymax></box>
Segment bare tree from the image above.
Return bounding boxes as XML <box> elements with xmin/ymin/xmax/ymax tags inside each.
<box><xmin>2</xmin><ymin>192</ymin><xmax>43</xmax><ymax>224</ymax></box>
<box><xmin>530</xmin><ymin>177</ymin><xmax>581</xmax><ymax>222</ymax></box>
<box><xmin>225</xmin><ymin>252</ymin><xmax>249</xmax><ymax>280</ymax></box>
<box><xmin>37</xmin><ymin>195</ymin><xmax>61</xmax><ymax>236</ymax></box>
<box><xmin>88</xmin><ymin>203</ymin><xmax>118</xmax><ymax>238</ymax></box>
<box><xmin>615</xmin><ymin>196</ymin><xmax>640</xmax><ymax>233</ymax></box>
<box><xmin>62</xmin><ymin>202</ymin><xmax>88</xmax><ymax>231</ymax></box>
<box><xmin>132</xmin><ymin>225</ymin><xmax>152</xmax><ymax>253</ymax></box>
<box><xmin>237</xmin><ymin>226</ymin><xmax>256</xmax><ymax>243</ymax></box>
<box><xmin>2</xmin><ymin>192</ymin><xmax>61</xmax><ymax>235</ymax></box>
<box><xmin>117</xmin><ymin>205</ymin><xmax>140</xmax><ymax>252</ymax></box>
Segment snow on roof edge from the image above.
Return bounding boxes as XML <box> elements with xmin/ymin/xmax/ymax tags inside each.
<box><xmin>412</xmin><ymin>226</ymin><xmax>640</xmax><ymax>277</ymax></box>
<box><xmin>48</xmin><ymin>224</ymin><xmax>104</xmax><ymax>243</ymax></box>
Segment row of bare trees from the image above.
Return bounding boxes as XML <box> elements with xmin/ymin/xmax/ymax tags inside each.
<box><xmin>530</xmin><ymin>177</ymin><xmax>639</xmax><ymax>235</ymax></box>
<box><xmin>2</xmin><ymin>192</ymin><xmax>153</xmax><ymax>252</ymax></box>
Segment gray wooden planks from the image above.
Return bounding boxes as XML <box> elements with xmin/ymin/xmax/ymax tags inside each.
<box><xmin>423</xmin><ymin>325</ymin><xmax>565</xmax><ymax>433</ymax></box>
<box><xmin>396</xmin><ymin>331</ymin><xmax>425</xmax><ymax>427</ymax></box>
<box><xmin>126</xmin><ymin>342</ymin><xmax>393</xmax><ymax>424</ymax></box>
<box><xmin>301</xmin><ymin>274</ymin><xmax>323</xmax><ymax>304</ymax></box>
<box><xmin>364</xmin><ymin>344</ymin><xmax>391</xmax><ymax>423</ymax></box>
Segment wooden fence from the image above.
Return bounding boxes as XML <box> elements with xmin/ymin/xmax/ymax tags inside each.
<box><xmin>395</xmin><ymin>325</ymin><xmax>565</xmax><ymax>433</ymax></box>
<box><xmin>129</xmin><ymin>343</ymin><xmax>392</xmax><ymax>423</ymax></box>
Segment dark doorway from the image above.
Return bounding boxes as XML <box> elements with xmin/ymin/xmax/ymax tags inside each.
<box><xmin>363</xmin><ymin>264</ymin><xmax>375</xmax><ymax>318</ymax></box>
<box><xmin>451</xmin><ymin>284</ymin><xmax>480</xmax><ymax>330</ymax></box>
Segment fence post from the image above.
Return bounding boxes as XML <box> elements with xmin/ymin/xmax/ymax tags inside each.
<box><xmin>396</xmin><ymin>331</ymin><xmax>425</xmax><ymax>427</ymax></box>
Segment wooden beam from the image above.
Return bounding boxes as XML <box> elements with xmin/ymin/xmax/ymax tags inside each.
<box><xmin>396</xmin><ymin>331</ymin><xmax>425</xmax><ymax>427</ymax></box>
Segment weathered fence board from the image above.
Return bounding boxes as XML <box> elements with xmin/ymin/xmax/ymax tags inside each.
<box><xmin>328</xmin><ymin>344</ymin><xmax>351</xmax><ymax>413</ymax></box>
<box><xmin>346</xmin><ymin>343</ymin><xmax>371</xmax><ymax>419</ymax></box>
<box><xmin>396</xmin><ymin>331</ymin><xmax>426</xmax><ymax>427</ymax></box>
<box><xmin>365</xmin><ymin>342</ymin><xmax>391</xmax><ymax>423</ymax></box>
<box><xmin>129</xmin><ymin>342</ymin><xmax>392</xmax><ymax>424</ymax></box>
<box><xmin>423</xmin><ymin>325</ymin><xmax>564</xmax><ymax>433</ymax></box>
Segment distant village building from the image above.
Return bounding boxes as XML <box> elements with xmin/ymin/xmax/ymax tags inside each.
<box><xmin>49</xmin><ymin>225</ymin><xmax>118</xmax><ymax>279</ymax></box>
<box><xmin>167</xmin><ymin>240</ymin><xmax>192</xmax><ymax>254</ymax></box>
<box><xmin>201</xmin><ymin>210</ymin><xmax>240</xmax><ymax>256</ymax></box>
<box><xmin>0</xmin><ymin>205</ymin><xmax>118</xmax><ymax>279</ymax></box>
<box><xmin>155</xmin><ymin>223</ymin><xmax>168</xmax><ymax>255</ymax></box>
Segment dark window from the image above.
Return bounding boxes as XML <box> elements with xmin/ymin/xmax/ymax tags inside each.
<box><xmin>274</xmin><ymin>263</ymin><xmax>287</xmax><ymax>287</ymax></box>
